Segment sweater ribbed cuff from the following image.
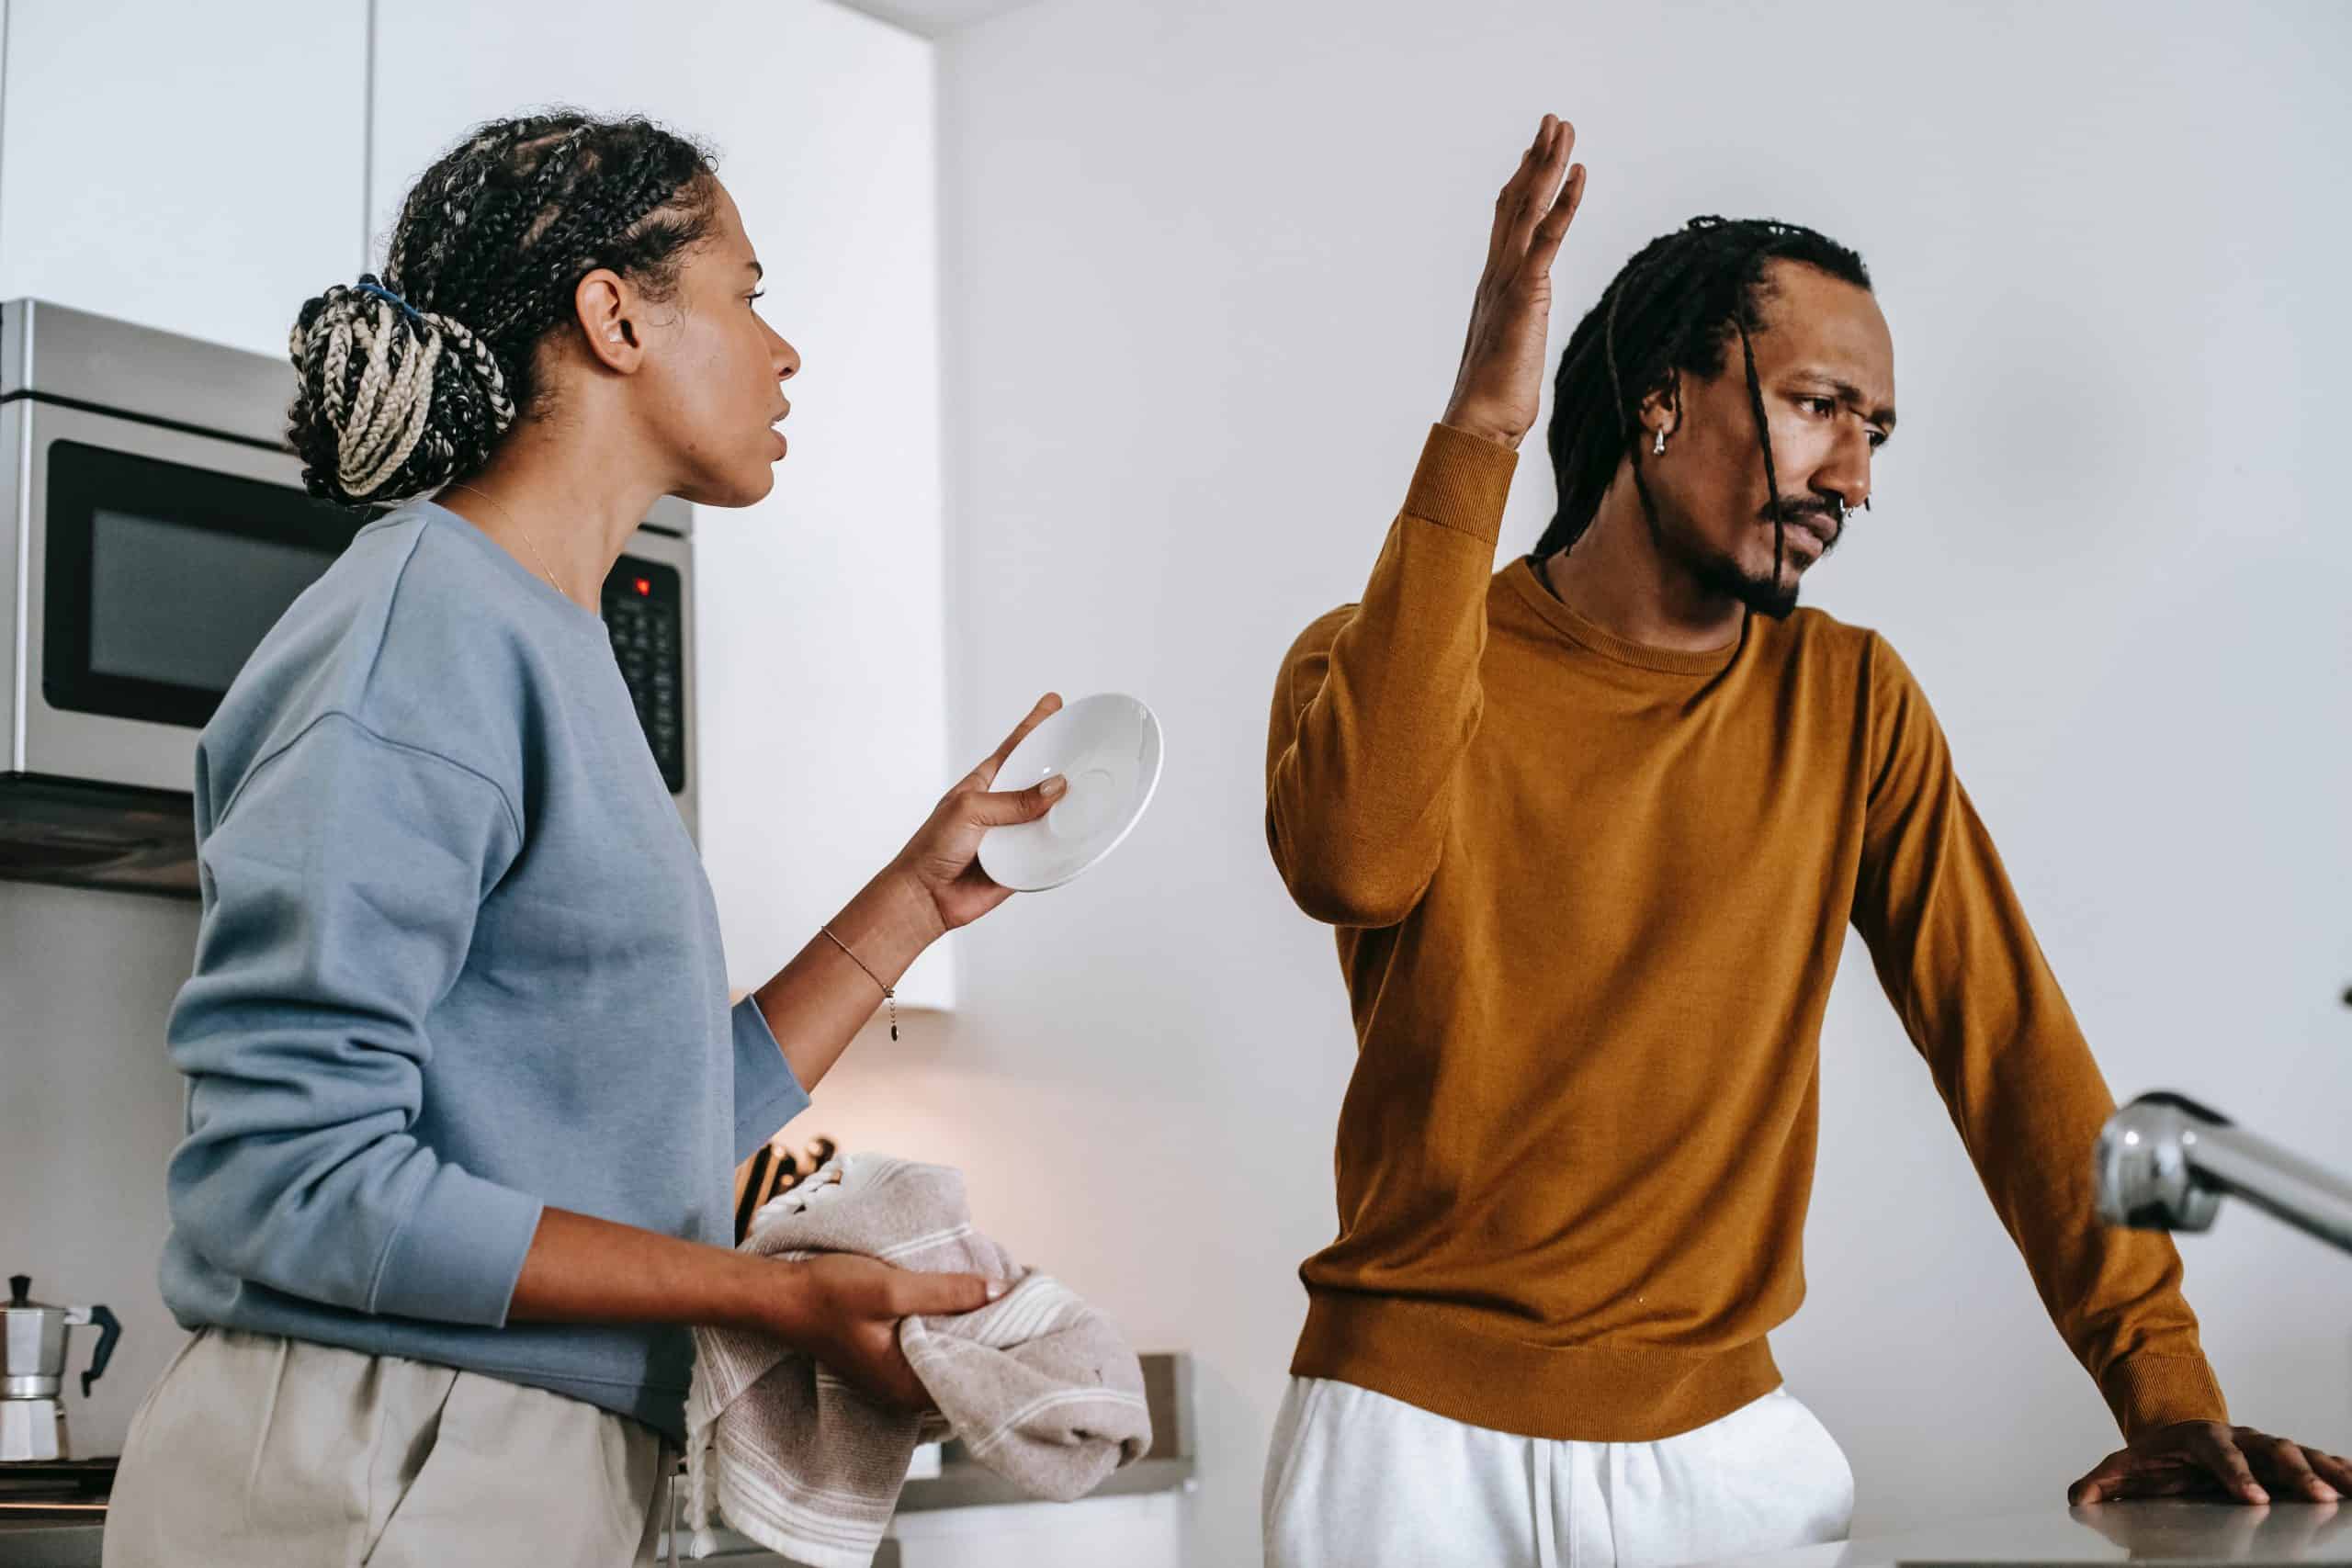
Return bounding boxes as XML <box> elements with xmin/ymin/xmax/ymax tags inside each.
<box><xmin>731</xmin><ymin>995</ymin><xmax>812</xmax><ymax>1164</ymax></box>
<box><xmin>2099</xmin><ymin>1353</ymin><xmax>2230</xmax><ymax>1438</ymax></box>
<box><xmin>368</xmin><ymin>1165</ymin><xmax>544</xmax><ymax>1329</ymax></box>
<box><xmin>1404</xmin><ymin>423</ymin><xmax>1518</xmax><ymax>544</ymax></box>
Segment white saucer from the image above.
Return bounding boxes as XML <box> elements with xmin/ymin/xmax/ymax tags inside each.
<box><xmin>978</xmin><ymin>693</ymin><xmax>1163</xmax><ymax>893</ymax></box>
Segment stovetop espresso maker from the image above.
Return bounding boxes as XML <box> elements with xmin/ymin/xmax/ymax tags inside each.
<box><xmin>2</xmin><ymin>1275</ymin><xmax>119</xmax><ymax>1462</ymax></box>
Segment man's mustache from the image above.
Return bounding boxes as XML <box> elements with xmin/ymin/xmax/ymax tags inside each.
<box><xmin>1763</xmin><ymin>497</ymin><xmax>1842</xmax><ymax>547</ymax></box>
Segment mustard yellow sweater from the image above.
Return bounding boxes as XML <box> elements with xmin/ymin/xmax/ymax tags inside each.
<box><xmin>1263</xmin><ymin>424</ymin><xmax>2225</xmax><ymax>1442</ymax></box>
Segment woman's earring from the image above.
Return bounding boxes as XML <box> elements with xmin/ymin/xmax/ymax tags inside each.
<box><xmin>1652</xmin><ymin>428</ymin><xmax>1668</xmax><ymax>457</ymax></box>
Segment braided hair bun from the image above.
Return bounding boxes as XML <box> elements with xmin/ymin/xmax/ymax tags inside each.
<box><xmin>287</xmin><ymin>277</ymin><xmax>514</xmax><ymax>505</ymax></box>
<box><xmin>286</xmin><ymin>111</ymin><xmax>718</xmax><ymax>505</ymax></box>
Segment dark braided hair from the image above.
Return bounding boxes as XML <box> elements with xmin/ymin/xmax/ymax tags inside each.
<box><xmin>287</xmin><ymin>111</ymin><xmax>719</xmax><ymax>505</ymax></box>
<box><xmin>1535</xmin><ymin>217</ymin><xmax>1871</xmax><ymax>572</ymax></box>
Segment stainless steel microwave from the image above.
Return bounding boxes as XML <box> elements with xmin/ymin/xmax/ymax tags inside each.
<box><xmin>0</xmin><ymin>299</ymin><xmax>696</xmax><ymax>896</ymax></box>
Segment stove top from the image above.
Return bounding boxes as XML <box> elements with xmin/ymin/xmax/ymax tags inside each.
<box><xmin>0</xmin><ymin>1456</ymin><xmax>114</xmax><ymax>1522</ymax></box>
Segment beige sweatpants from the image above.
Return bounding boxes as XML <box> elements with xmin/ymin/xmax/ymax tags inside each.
<box><xmin>101</xmin><ymin>1327</ymin><xmax>670</xmax><ymax>1567</ymax></box>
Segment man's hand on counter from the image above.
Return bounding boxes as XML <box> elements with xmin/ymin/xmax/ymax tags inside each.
<box><xmin>2068</xmin><ymin>1420</ymin><xmax>2352</xmax><ymax>1506</ymax></box>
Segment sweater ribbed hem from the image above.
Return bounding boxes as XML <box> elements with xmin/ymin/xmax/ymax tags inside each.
<box><xmin>2099</xmin><ymin>1353</ymin><xmax>2229</xmax><ymax>1439</ymax></box>
<box><xmin>1291</xmin><ymin>1292</ymin><xmax>1784</xmax><ymax>1443</ymax></box>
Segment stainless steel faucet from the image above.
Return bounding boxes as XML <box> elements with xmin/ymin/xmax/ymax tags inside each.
<box><xmin>2095</xmin><ymin>1092</ymin><xmax>2352</xmax><ymax>1258</ymax></box>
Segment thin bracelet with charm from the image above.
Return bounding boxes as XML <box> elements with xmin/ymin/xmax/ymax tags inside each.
<box><xmin>820</xmin><ymin>925</ymin><xmax>898</xmax><ymax>1040</ymax></box>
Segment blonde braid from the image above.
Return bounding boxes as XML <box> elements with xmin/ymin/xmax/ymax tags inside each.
<box><xmin>337</xmin><ymin>299</ymin><xmax>401</xmax><ymax>470</ymax></box>
<box><xmin>335</xmin><ymin>300</ymin><xmax>443</xmax><ymax>498</ymax></box>
<box><xmin>318</xmin><ymin>317</ymin><xmax>353</xmax><ymax>430</ymax></box>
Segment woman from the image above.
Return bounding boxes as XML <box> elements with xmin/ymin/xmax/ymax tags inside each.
<box><xmin>102</xmin><ymin>111</ymin><xmax>1064</xmax><ymax>1566</ymax></box>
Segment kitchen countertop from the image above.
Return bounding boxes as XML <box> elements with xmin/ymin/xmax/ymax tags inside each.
<box><xmin>8</xmin><ymin>1498</ymin><xmax>2333</xmax><ymax>1568</ymax></box>
<box><xmin>1697</xmin><ymin>1502</ymin><xmax>2350</xmax><ymax>1566</ymax></box>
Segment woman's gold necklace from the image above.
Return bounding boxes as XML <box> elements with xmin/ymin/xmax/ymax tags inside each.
<box><xmin>444</xmin><ymin>480</ymin><xmax>585</xmax><ymax>612</ymax></box>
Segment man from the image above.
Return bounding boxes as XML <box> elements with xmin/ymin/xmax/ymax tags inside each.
<box><xmin>1261</xmin><ymin>114</ymin><xmax>2346</xmax><ymax>1567</ymax></box>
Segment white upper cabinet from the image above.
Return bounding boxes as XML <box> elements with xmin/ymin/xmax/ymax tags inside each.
<box><xmin>370</xmin><ymin>0</ymin><xmax>956</xmax><ymax>1007</ymax></box>
<box><xmin>0</xmin><ymin>0</ymin><xmax>368</xmax><ymax>356</ymax></box>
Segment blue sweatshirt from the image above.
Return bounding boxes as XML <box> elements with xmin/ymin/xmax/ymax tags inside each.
<box><xmin>158</xmin><ymin>500</ymin><xmax>808</xmax><ymax>1440</ymax></box>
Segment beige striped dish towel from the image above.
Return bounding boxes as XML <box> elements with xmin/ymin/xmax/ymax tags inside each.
<box><xmin>684</xmin><ymin>1153</ymin><xmax>1151</xmax><ymax>1566</ymax></box>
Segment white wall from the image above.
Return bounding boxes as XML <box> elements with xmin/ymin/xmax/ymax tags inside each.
<box><xmin>368</xmin><ymin>0</ymin><xmax>958</xmax><ymax>1006</ymax></box>
<box><xmin>792</xmin><ymin>2</ymin><xmax>2352</xmax><ymax>1562</ymax></box>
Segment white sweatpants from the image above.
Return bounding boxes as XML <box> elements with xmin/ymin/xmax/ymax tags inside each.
<box><xmin>1262</xmin><ymin>1377</ymin><xmax>1855</xmax><ymax>1568</ymax></box>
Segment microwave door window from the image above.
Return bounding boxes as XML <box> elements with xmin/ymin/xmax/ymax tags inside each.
<box><xmin>42</xmin><ymin>438</ymin><xmax>368</xmax><ymax>730</ymax></box>
<box><xmin>88</xmin><ymin>509</ymin><xmax>337</xmax><ymax>693</ymax></box>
